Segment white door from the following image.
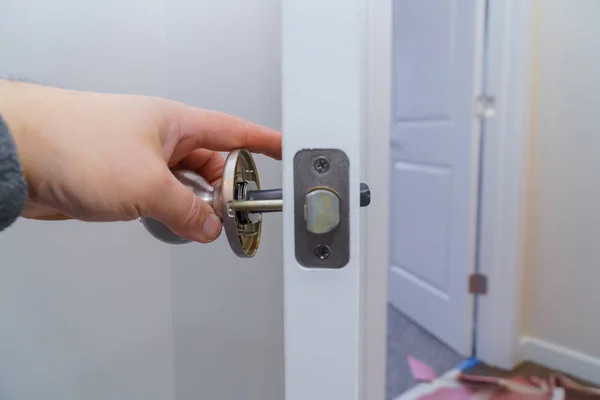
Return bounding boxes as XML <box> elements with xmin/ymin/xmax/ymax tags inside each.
<box><xmin>388</xmin><ymin>0</ymin><xmax>483</xmax><ymax>355</ymax></box>
<box><xmin>282</xmin><ymin>0</ymin><xmax>370</xmax><ymax>398</ymax></box>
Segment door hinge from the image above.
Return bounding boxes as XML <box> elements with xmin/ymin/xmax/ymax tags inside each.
<box><xmin>469</xmin><ymin>273</ymin><xmax>488</xmax><ymax>295</ymax></box>
<box><xmin>475</xmin><ymin>95</ymin><xmax>496</xmax><ymax>119</ymax></box>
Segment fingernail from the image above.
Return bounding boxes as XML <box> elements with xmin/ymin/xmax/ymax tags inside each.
<box><xmin>202</xmin><ymin>214</ymin><xmax>222</xmax><ymax>240</ymax></box>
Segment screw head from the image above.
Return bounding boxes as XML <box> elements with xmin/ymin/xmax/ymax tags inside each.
<box><xmin>315</xmin><ymin>244</ymin><xmax>331</xmax><ymax>260</ymax></box>
<box><xmin>313</xmin><ymin>157</ymin><xmax>330</xmax><ymax>174</ymax></box>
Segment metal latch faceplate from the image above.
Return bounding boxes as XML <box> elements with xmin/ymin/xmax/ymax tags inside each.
<box><xmin>294</xmin><ymin>149</ymin><xmax>350</xmax><ymax>269</ymax></box>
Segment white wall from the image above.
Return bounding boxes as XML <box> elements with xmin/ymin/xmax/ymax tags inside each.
<box><xmin>520</xmin><ymin>0</ymin><xmax>600</xmax><ymax>382</ymax></box>
<box><xmin>0</xmin><ymin>0</ymin><xmax>283</xmax><ymax>399</ymax></box>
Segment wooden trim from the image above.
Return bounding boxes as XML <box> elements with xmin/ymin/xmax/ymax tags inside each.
<box><xmin>519</xmin><ymin>337</ymin><xmax>600</xmax><ymax>384</ymax></box>
<box><xmin>475</xmin><ymin>0</ymin><xmax>536</xmax><ymax>369</ymax></box>
<box><xmin>362</xmin><ymin>0</ymin><xmax>392</xmax><ymax>398</ymax></box>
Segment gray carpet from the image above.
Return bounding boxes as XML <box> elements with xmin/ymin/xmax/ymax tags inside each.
<box><xmin>386</xmin><ymin>305</ymin><xmax>464</xmax><ymax>400</ymax></box>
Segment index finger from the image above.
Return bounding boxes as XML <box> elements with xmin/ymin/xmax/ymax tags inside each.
<box><xmin>175</xmin><ymin>105</ymin><xmax>282</xmax><ymax>160</ymax></box>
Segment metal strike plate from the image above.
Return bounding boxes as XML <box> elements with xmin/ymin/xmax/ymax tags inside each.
<box><xmin>294</xmin><ymin>149</ymin><xmax>350</xmax><ymax>268</ymax></box>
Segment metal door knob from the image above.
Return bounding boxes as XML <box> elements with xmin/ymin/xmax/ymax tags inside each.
<box><xmin>141</xmin><ymin>149</ymin><xmax>264</xmax><ymax>258</ymax></box>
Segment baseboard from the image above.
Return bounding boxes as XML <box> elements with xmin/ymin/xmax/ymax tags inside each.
<box><xmin>519</xmin><ymin>336</ymin><xmax>600</xmax><ymax>384</ymax></box>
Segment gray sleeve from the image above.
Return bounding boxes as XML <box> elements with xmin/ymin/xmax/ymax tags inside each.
<box><xmin>0</xmin><ymin>113</ymin><xmax>27</xmax><ymax>231</ymax></box>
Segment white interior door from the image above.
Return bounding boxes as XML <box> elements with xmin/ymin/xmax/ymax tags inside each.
<box><xmin>388</xmin><ymin>0</ymin><xmax>483</xmax><ymax>355</ymax></box>
<box><xmin>282</xmin><ymin>0</ymin><xmax>368</xmax><ymax>398</ymax></box>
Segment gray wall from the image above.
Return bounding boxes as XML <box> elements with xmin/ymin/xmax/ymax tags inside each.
<box><xmin>0</xmin><ymin>0</ymin><xmax>283</xmax><ymax>399</ymax></box>
<box><xmin>166</xmin><ymin>1</ymin><xmax>284</xmax><ymax>399</ymax></box>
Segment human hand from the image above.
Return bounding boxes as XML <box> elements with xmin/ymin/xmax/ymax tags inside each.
<box><xmin>0</xmin><ymin>80</ymin><xmax>281</xmax><ymax>243</ymax></box>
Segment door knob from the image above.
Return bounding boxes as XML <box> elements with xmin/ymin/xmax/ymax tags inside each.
<box><xmin>140</xmin><ymin>149</ymin><xmax>370</xmax><ymax>258</ymax></box>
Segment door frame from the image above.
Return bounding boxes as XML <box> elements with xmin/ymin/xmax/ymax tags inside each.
<box><xmin>362</xmin><ymin>0</ymin><xmax>392</xmax><ymax>398</ymax></box>
<box><xmin>364</xmin><ymin>0</ymin><xmax>535</xmax><ymax>371</ymax></box>
<box><xmin>474</xmin><ymin>0</ymin><xmax>535</xmax><ymax>370</ymax></box>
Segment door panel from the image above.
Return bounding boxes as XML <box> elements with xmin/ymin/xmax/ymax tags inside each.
<box><xmin>394</xmin><ymin>0</ymin><xmax>455</xmax><ymax>121</ymax></box>
<box><xmin>388</xmin><ymin>0</ymin><xmax>481</xmax><ymax>355</ymax></box>
<box><xmin>391</xmin><ymin>162</ymin><xmax>451</xmax><ymax>292</ymax></box>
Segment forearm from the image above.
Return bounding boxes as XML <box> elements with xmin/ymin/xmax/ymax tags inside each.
<box><xmin>0</xmin><ymin>111</ymin><xmax>27</xmax><ymax>231</ymax></box>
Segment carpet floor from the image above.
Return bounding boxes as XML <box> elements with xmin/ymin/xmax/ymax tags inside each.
<box><xmin>386</xmin><ymin>304</ymin><xmax>464</xmax><ymax>400</ymax></box>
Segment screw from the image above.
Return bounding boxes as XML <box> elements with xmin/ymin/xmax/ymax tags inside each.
<box><xmin>313</xmin><ymin>157</ymin><xmax>330</xmax><ymax>174</ymax></box>
<box><xmin>315</xmin><ymin>244</ymin><xmax>331</xmax><ymax>260</ymax></box>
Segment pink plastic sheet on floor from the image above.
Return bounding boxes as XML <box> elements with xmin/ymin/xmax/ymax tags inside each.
<box><xmin>417</xmin><ymin>387</ymin><xmax>477</xmax><ymax>400</ymax></box>
<box><xmin>406</xmin><ymin>356</ymin><xmax>600</xmax><ymax>400</ymax></box>
<box><xmin>407</xmin><ymin>356</ymin><xmax>437</xmax><ymax>382</ymax></box>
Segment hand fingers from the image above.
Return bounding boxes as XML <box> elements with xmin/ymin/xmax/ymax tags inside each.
<box><xmin>145</xmin><ymin>171</ymin><xmax>222</xmax><ymax>243</ymax></box>
<box><xmin>174</xmin><ymin>105</ymin><xmax>282</xmax><ymax>160</ymax></box>
<box><xmin>27</xmin><ymin>214</ymin><xmax>72</xmax><ymax>221</ymax></box>
<box><xmin>178</xmin><ymin>149</ymin><xmax>225</xmax><ymax>185</ymax></box>
<box><xmin>21</xmin><ymin>203</ymin><xmax>72</xmax><ymax>220</ymax></box>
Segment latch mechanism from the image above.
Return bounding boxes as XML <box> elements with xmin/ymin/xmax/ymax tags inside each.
<box><xmin>293</xmin><ymin>149</ymin><xmax>353</xmax><ymax>268</ymax></box>
<box><xmin>140</xmin><ymin>149</ymin><xmax>370</xmax><ymax>259</ymax></box>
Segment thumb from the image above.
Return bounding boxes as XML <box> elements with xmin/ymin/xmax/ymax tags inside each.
<box><xmin>147</xmin><ymin>173</ymin><xmax>222</xmax><ymax>243</ymax></box>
